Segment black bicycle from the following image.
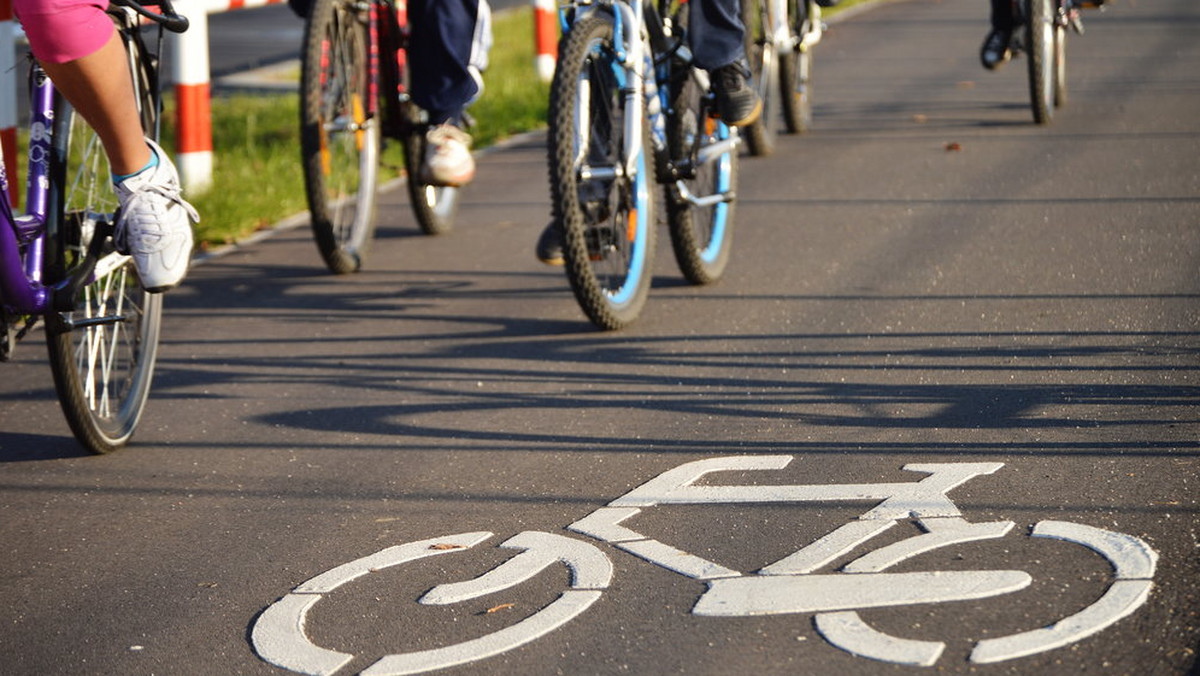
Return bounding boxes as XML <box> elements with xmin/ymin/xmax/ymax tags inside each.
<box><xmin>1010</xmin><ymin>0</ymin><xmax>1103</xmax><ymax>124</ymax></box>
<box><xmin>299</xmin><ymin>0</ymin><xmax>461</xmax><ymax>274</ymax></box>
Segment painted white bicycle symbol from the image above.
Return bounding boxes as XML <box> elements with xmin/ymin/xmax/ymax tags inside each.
<box><xmin>252</xmin><ymin>457</ymin><xmax>1156</xmax><ymax>675</ymax></box>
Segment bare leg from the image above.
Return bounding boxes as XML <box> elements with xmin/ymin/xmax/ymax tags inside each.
<box><xmin>39</xmin><ymin>31</ymin><xmax>150</xmax><ymax>176</ymax></box>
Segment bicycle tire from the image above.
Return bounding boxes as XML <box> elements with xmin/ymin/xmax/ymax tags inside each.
<box><xmin>780</xmin><ymin>0</ymin><xmax>813</xmax><ymax>134</ymax></box>
<box><xmin>403</xmin><ymin>123</ymin><xmax>460</xmax><ymax>235</ymax></box>
<box><xmin>1026</xmin><ymin>0</ymin><xmax>1055</xmax><ymax>124</ymax></box>
<box><xmin>1053</xmin><ymin>18</ymin><xmax>1067</xmax><ymax>108</ymax></box>
<box><xmin>301</xmin><ymin>0</ymin><xmax>381</xmax><ymax>274</ymax></box>
<box><xmin>742</xmin><ymin>0</ymin><xmax>779</xmax><ymax>156</ymax></box>
<box><xmin>43</xmin><ymin>21</ymin><xmax>162</xmax><ymax>454</ymax></box>
<box><xmin>666</xmin><ymin>67</ymin><xmax>738</xmax><ymax>285</ymax></box>
<box><xmin>548</xmin><ymin>12</ymin><xmax>657</xmax><ymax>330</ymax></box>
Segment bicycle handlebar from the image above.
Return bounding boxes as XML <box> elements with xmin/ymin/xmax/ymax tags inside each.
<box><xmin>110</xmin><ymin>0</ymin><xmax>190</xmax><ymax>33</ymax></box>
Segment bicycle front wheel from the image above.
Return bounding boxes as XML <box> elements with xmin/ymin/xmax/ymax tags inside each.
<box><xmin>780</xmin><ymin>0</ymin><xmax>814</xmax><ymax>134</ymax></box>
<box><xmin>1026</xmin><ymin>0</ymin><xmax>1055</xmax><ymax>124</ymax></box>
<box><xmin>1053</xmin><ymin>18</ymin><xmax>1067</xmax><ymax>108</ymax></box>
<box><xmin>301</xmin><ymin>0</ymin><xmax>381</xmax><ymax>273</ymax></box>
<box><xmin>742</xmin><ymin>0</ymin><xmax>779</xmax><ymax>156</ymax></box>
<box><xmin>43</xmin><ymin>27</ymin><xmax>162</xmax><ymax>454</ymax></box>
<box><xmin>548</xmin><ymin>12</ymin><xmax>657</xmax><ymax>330</ymax></box>
<box><xmin>666</xmin><ymin>70</ymin><xmax>738</xmax><ymax>285</ymax></box>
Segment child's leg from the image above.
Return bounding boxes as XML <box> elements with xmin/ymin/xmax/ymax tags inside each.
<box><xmin>15</xmin><ymin>0</ymin><xmax>151</xmax><ymax>174</ymax></box>
<box><xmin>39</xmin><ymin>31</ymin><xmax>152</xmax><ymax>175</ymax></box>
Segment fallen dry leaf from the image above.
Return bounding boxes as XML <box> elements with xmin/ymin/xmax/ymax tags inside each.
<box><xmin>945</xmin><ymin>142</ymin><xmax>962</xmax><ymax>152</ymax></box>
<box><xmin>485</xmin><ymin>603</ymin><xmax>516</xmax><ymax>614</ymax></box>
<box><xmin>429</xmin><ymin>543</ymin><xmax>467</xmax><ymax>551</ymax></box>
<box><xmin>912</xmin><ymin>114</ymin><xmax>928</xmax><ymax>123</ymax></box>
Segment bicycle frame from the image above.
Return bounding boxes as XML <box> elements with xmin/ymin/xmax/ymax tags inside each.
<box><xmin>566</xmin><ymin>0</ymin><xmax>738</xmax><ymax>196</ymax></box>
<box><xmin>1</xmin><ymin>1</ymin><xmax>177</xmax><ymax>328</ymax></box>
<box><xmin>0</xmin><ymin>68</ymin><xmax>58</xmax><ymax>318</ymax></box>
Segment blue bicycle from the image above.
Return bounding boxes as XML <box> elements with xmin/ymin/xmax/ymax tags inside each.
<box><xmin>547</xmin><ymin>0</ymin><xmax>741</xmax><ymax>330</ymax></box>
<box><xmin>0</xmin><ymin>0</ymin><xmax>188</xmax><ymax>453</ymax></box>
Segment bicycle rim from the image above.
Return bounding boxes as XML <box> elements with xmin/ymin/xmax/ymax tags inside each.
<box><xmin>549</xmin><ymin>13</ymin><xmax>656</xmax><ymax>330</ymax></box>
<box><xmin>44</xmin><ymin>72</ymin><xmax>161</xmax><ymax>454</ymax></box>
<box><xmin>301</xmin><ymin>0</ymin><xmax>380</xmax><ymax>274</ymax></box>
<box><xmin>1026</xmin><ymin>0</ymin><xmax>1055</xmax><ymax>124</ymax></box>
<box><xmin>667</xmin><ymin>73</ymin><xmax>737</xmax><ymax>285</ymax></box>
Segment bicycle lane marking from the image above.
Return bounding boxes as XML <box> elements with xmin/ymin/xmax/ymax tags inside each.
<box><xmin>251</xmin><ymin>456</ymin><xmax>1159</xmax><ymax>673</ymax></box>
<box><xmin>253</xmin><ymin>531</ymin><xmax>611</xmax><ymax>676</ymax></box>
<box><xmin>570</xmin><ymin>456</ymin><xmax>1159</xmax><ymax>667</ymax></box>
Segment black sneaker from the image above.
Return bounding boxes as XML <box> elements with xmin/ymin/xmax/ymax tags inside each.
<box><xmin>536</xmin><ymin>221</ymin><xmax>565</xmax><ymax>266</ymax></box>
<box><xmin>980</xmin><ymin>29</ymin><xmax>1013</xmax><ymax>71</ymax></box>
<box><xmin>536</xmin><ymin>198</ymin><xmax>613</xmax><ymax>266</ymax></box>
<box><xmin>711</xmin><ymin>62</ymin><xmax>762</xmax><ymax>127</ymax></box>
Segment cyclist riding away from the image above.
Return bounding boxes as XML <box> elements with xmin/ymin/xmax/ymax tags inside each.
<box><xmin>289</xmin><ymin>0</ymin><xmax>491</xmax><ymax>188</ymax></box>
<box><xmin>534</xmin><ymin>0</ymin><xmax>762</xmax><ymax>265</ymax></box>
<box><xmin>980</xmin><ymin>0</ymin><xmax>1107</xmax><ymax>70</ymax></box>
<box><xmin>13</xmin><ymin>0</ymin><xmax>200</xmax><ymax>292</ymax></box>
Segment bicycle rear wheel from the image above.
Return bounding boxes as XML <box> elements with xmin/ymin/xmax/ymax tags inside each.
<box><xmin>301</xmin><ymin>0</ymin><xmax>380</xmax><ymax>273</ymax></box>
<box><xmin>403</xmin><ymin>121</ymin><xmax>460</xmax><ymax>235</ymax></box>
<box><xmin>742</xmin><ymin>0</ymin><xmax>779</xmax><ymax>156</ymax></box>
<box><xmin>1026</xmin><ymin>0</ymin><xmax>1055</xmax><ymax>124</ymax></box>
<box><xmin>43</xmin><ymin>25</ymin><xmax>162</xmax><ymax>454</ymax></box>
<box><xmin>780</xmin><ymin>0</ymin><xmax>813</xmax><ymax>134</ymax></box>
<box><xmin>548</xmin><ymin>13</ymin><xmax>657</xmax><ymax>330</ymax></box>
<box><xmin>666</xmin><ymin>69</ymin><xmax>738</xmax><ymax>285</ymax></box>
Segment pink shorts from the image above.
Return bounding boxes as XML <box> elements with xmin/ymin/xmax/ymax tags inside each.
<box><xmin>14</xmin><ymin>0</ymin><xmax>113</xmax><ymax>64</ymax></box>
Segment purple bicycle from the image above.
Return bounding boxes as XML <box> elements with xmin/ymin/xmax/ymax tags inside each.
<box><xmin>0</xmin><ymin>0</ymin><xmax>188</xmax><ymax>454</ymax></box>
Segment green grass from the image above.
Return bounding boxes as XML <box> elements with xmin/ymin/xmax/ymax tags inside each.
<box><xmin>183</xmin><ymin>7</ymin><xmax>549</xmax><ymax>248</ymax></box>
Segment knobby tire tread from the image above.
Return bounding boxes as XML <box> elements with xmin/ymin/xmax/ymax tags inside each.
<box><xmin>548</xmin><ymin>13</ymin><xmax>656</xmax><ymax>330</ymax></box>
<box><xmin>666</xmin><ymin>72</ymin><xmax>738</xmax><ymax>285</ymax></box>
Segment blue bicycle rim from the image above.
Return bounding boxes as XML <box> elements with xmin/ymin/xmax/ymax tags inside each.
<box><xmin>700</xmin><ymin>121</ymin><xmax>732</xmax><ymax>264</ymax></box>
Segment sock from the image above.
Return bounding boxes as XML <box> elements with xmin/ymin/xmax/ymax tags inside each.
<box><xmin>113</xmin><ymin>146</ymin><xmax>160</xmax><ymax>185</ymax></box>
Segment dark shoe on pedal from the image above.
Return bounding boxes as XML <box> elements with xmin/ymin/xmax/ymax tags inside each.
<box><xmin>980</xmin><ymin>29</ymin><xmax>1013</xmax><ymax>71</ymax></box>
<box><xmin>536</xmin><ymin>199</ymin><xmax>612</xmax><ymax>266</ymax></box>
<box><xmin>536</xmin><ymin>220</ymin><xmax>565</xmax><ymax>266</ymax></box>
<box><xmin>711</xmin><ymin>62</ymin><xmax>762</xmax><ymax>127</ymax></box>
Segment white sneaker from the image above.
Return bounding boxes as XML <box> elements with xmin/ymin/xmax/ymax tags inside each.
<box><xmin>419</xmin><ymin>123</ymin><xmax>475</xmax><ymax>187</ymax></box>
<box><xmin>114</xmin><ymin>139</ymin><xmax>199</xmax><ymax>293</ymax></box>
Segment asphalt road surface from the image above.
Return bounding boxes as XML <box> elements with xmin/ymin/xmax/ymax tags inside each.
<box><xmin>2</xmin><ymin>0</ymin><xmax>1198</xmax><ymax>675</ymax></box>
